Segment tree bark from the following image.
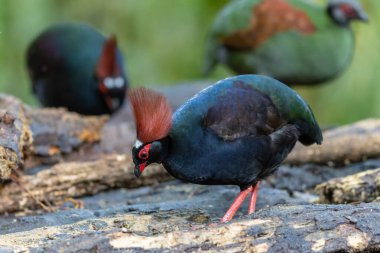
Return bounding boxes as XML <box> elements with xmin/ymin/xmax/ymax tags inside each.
<box><xmin>315</xmin><ymin>167</ymin><xmax>380</xmax><ymax>204</ymax></box>
<box><xmin>286</xmin><ymin>119</ymin><xmax>380</xmax><ymax>166</ymax></box>
<box><xmin>0</xmin><ymin>154</ymin><xmax>172</xmax><ymax>214</ymax></box>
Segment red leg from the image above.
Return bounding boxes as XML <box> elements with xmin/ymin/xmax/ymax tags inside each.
<box><xmin>248</xmin><ymin>181</ymin><xmax>260</xmax><ymax>215</ymax></box>
<box><xmin>220</xmin><ymin>186</ymin><xmax>253</xmax><ymax>223</ymax></box>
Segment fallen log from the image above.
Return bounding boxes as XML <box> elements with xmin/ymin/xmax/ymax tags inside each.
<box><xmin>0</xmin><ymin>154</ymin><xmax>172</xmax><ymax>214</ymax></box>
<box><xmin>315</xmin><ymin>167</ymin><xmax>380</xmax><ymax>204</ymax></box>
<box><xmin>266</xmin><ymin>159</ymin><xmax>380</xmax><ymax>193</ymax></box>
<box><xmin>286</xmin><ymin>119</ymin><xmax>380</xmax><ymax>166</ymax></box>
<box><xmin>1</xmin><ymin>202</ymin><xmax>380</xmax><ymax>252</ymax></box>
<box><xmin>0</xmin><ymin>94</ymin><xmax>108</xmax><ymax>176</ymax></box>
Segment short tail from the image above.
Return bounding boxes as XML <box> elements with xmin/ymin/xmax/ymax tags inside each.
<box><xmin>296</xmin><ymin>120</ymin><xmax>323</xmax><ymax>146</ymax></box>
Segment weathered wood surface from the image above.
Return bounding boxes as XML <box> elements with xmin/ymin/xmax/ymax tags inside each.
<box><xmin>0</xmin><ymin>154</ymin><xmax>172</xmax><ymax>214</ymax></box>
<box><xmin>4</xmin><ymin>153</ymin><xmax>377</xmax><ymax>216</ymax></box>
<box><xmin>286</xmin><ymin>119</ymin><xmax>380</xmax><ymax>166</ymax></box>
<box><xmin>1</xmin><ymin>201</ymin><xmax>379</xmax><ymax>252</ymax></box>
<box><xmin>27</xmin><ymin>108</ymin><xmax>107</xmax><ymax>160</ymax></box>
<box><xmin>0</xmin><ymin>95</ymin><xmax>33</xmax><ymax>179</ymax></box>
<box><xmin>316</xmin><ymin>167</ymin><xmax>380</xmax><ymax>204</ymax></box>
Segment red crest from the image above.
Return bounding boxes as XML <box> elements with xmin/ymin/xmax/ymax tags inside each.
<box><xmin>96</xmin><ymin>35</ymin><xmax>119</xmax><ymax>78</ymax></box>
<box><xmin>128</xmin><ymin>88</ymin><xmax>172</xmax><ymax>143</ymax></box>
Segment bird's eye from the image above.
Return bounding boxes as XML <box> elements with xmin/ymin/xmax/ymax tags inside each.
<box><xmin>339</xmin><ymin>4</ymin><xmax>356</xmax><ymax>17</ymax></box>
<box><xmin>137</xmin><ymin>144</ymin><xmax>151</xmax><ymax>160</ymax></box>
<box><xmin>138</xmin><ymin>148</ymin><xmax>149</xmax><ymax>160</ymax></box>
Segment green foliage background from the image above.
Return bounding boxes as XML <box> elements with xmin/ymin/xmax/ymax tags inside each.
<box><xmin>0</xmin><ymin>0</ymin><xmax>379</xmax><ymax>125</ymax></box>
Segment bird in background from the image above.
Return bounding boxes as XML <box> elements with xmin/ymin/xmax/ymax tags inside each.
<box><xmin>26</xmin><ymin>23</ymin><xmax>128</xmax><ymax>115</ymax></box>
<box><xmin>129</xmin><ymin>74</ymin><xmax>322</xmax><ymax>222</ymax></box>
<box><xmin>204</xmin><ymin>0</ymin><xmax>368</xmax><ymax>85</ymax></box>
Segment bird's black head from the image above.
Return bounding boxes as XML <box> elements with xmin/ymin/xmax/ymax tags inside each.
<box><xmin>328</xmin><ymin>0</ymin><xmax>369</xmax><ymax>26</ymax></box>
<box><xmin>132</xmin><ymin>139</ymin><xmax>169</xmax><ymax>177</ymax></box>
<box><xmin>95</xmin><ymin>36</ymin><xmax>127</xmax><ymax>113</ymax></box>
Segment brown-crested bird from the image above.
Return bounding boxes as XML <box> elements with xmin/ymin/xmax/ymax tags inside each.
<box><xmin>204</xmin><ymin>0</ymin><xmax>368</xmax><ymax>85</ymax></box>
<box><xmin>129</xmin><ymin>75</ymin><xmax>322</xmax><ymax>222</ymax></box>
<box><xmin>26</xmin><ymin>23</ymin><xmax>128</xmax><ymax>115</ymax></box>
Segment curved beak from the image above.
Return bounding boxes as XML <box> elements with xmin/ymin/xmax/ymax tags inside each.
<box><xmin>134</xmin><ymin>162</ymin><xmax>147</xmax><ymax>178</ymax></box>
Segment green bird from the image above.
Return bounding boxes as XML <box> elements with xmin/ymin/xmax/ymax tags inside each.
<box><xmin>204</xmin><ymin>0</ymin><xmax>368</xmax><ymax>85</ymax></box>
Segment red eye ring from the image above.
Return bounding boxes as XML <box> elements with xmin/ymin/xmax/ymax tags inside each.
<box><xmin>339</xmin><ymin>4</ymin><xmax>356</xmax><ymax>17</ymax></box>
<box><xmin>139</xmin><ymin>151</ymin><xmax>148</xmax><ymax>159</ymax></box>
<box><xmin>138</xmin><ymin>144</ymin><xmax>151</xmax><ymax>160</ymax></box>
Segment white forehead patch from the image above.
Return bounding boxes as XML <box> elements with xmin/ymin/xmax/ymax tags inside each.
<box><xmin>134</xmin><ymin>140</ymin><xmax>143</xmax><ymax>148</ymax></box>
<box><xmin>104</xmin><ymin>77</ymin><xmax>114</xmax><ymax>88</ymax></box>
<box><xmin>104</xmin><ymin>76</ymin><xmax>125</xmax><ymax>90</ymax></box>
<box><xmin>114</xmin><ymin>77</ymin><xmax>125</xmax><ymax>88</ymax></box>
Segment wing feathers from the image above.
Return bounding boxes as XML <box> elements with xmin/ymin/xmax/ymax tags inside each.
<box><xmin>203</xmin><ymin>84</ymin><xmax>284</xmax><ymax>140</ymax></box>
